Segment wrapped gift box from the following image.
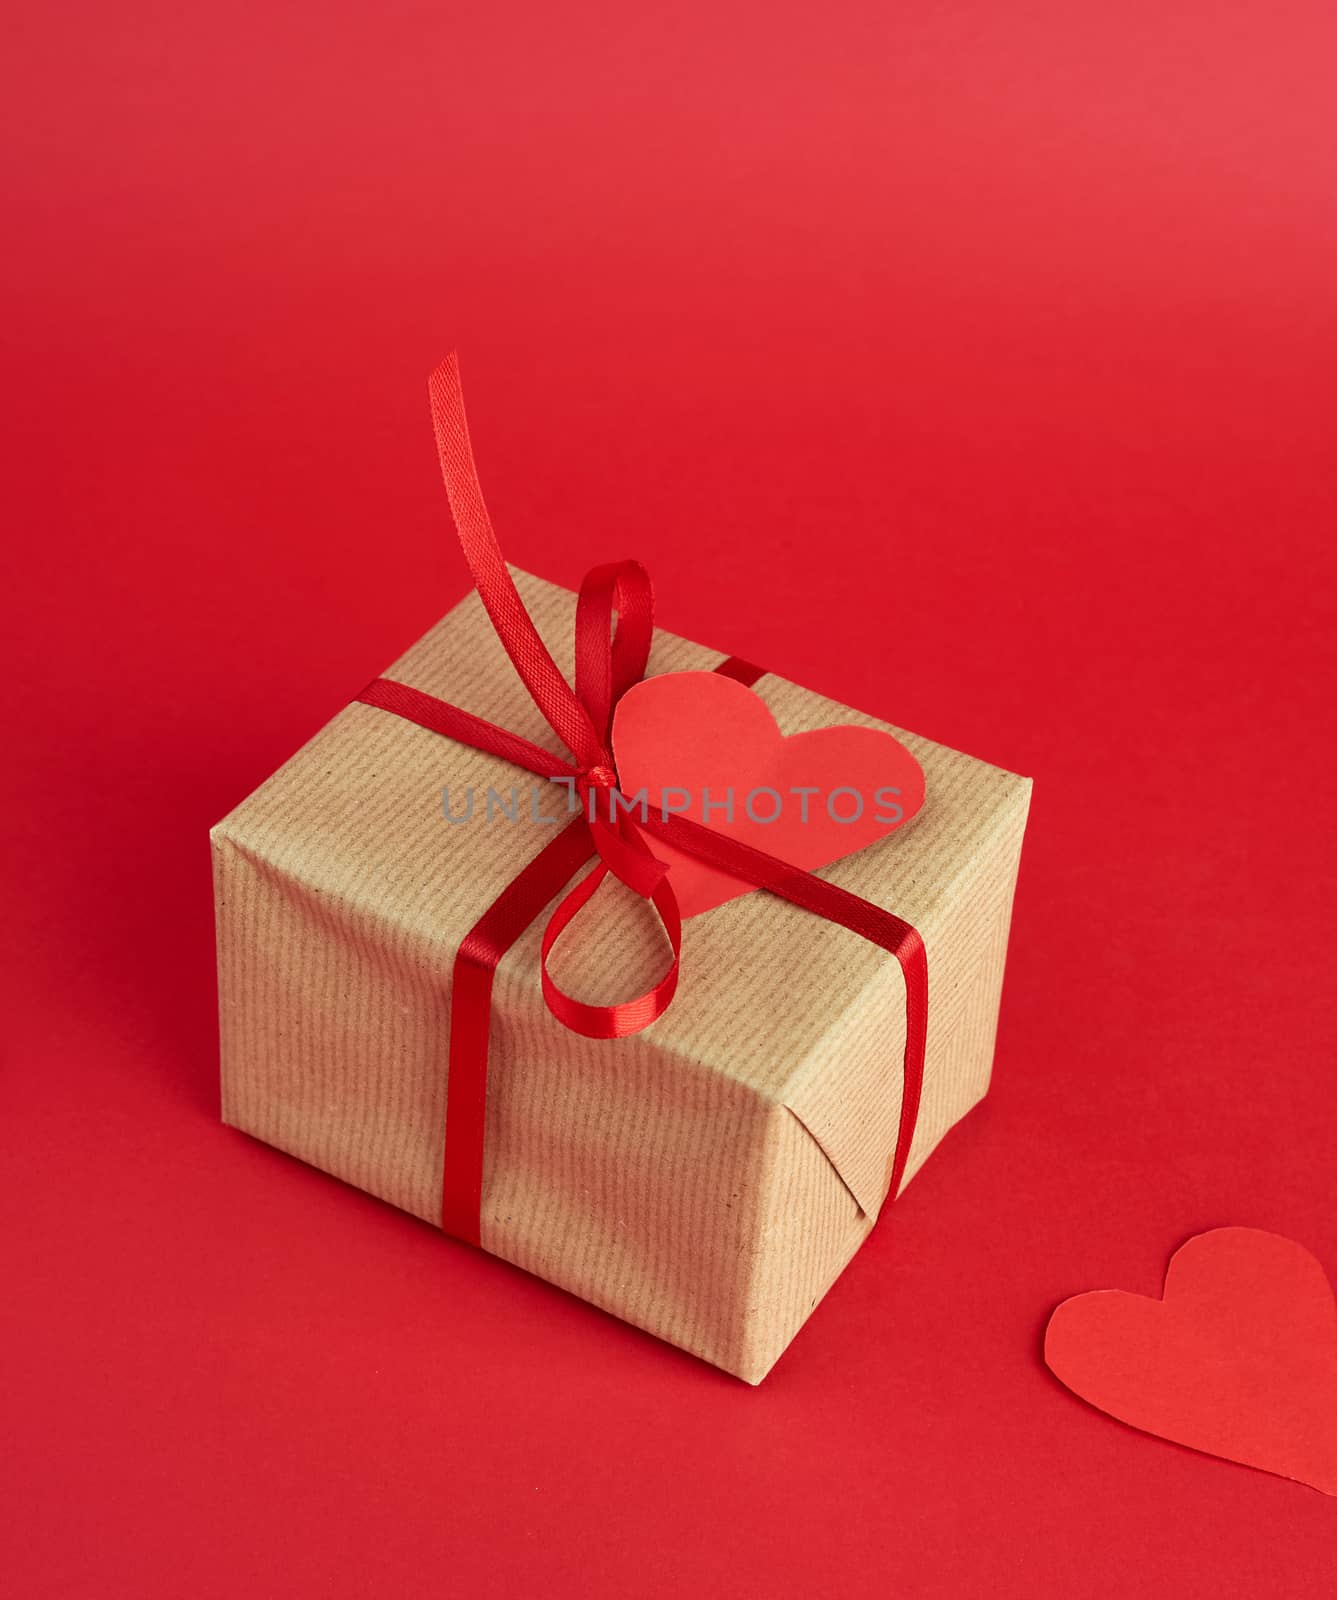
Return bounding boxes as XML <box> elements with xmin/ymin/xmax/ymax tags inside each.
<box><xmin>212</xmin><ymin>566</ymin><xmax>1030</xmax><ymax>1382</ymax></box>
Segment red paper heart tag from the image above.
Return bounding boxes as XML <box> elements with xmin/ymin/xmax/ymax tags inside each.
<box><xmin>611</xmin><ymin>670</ymin><xmax>924</xmax><ymax>918</ymax></box>
<box><xmin>1045</xmin><ymin>1228</ymin><xmax>1337</xmax><ymax>1495</ymax></box>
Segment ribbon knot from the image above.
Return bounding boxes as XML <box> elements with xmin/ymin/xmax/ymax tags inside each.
<box><xmin>576</xmin><ymin>761</ymin><xmax>619</xmax><ymax>803</ymax></box>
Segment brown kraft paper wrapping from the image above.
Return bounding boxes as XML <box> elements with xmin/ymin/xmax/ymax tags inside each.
<box><xmin>211</xmin><ymin>568</ymin><xmax>1031</xmax><ymax>1383</ymax></box>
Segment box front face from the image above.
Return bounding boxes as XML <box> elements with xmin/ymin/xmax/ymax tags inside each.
<box><xmin>213</xmin><ymin>569</ymin><xmax>1030</xmax><ymax>1378</ymax></box>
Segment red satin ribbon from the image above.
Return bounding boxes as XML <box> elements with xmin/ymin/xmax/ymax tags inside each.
<box><xmin>356</xmin><ymin>354</ymin><xmax>927</xmax><ymax>1247</ymax></box>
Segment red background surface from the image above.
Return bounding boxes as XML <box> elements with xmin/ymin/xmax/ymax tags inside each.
<box><xmin>5</xmin><ymin>3</ymin><xmax>1336</xmax><ymax>1594</ymax></box>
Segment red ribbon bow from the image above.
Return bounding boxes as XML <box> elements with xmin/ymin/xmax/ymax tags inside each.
<box><xmin>357</xmin><ymin>355</ymin><xmax>928</xmax><ymax>1245</ymax></box>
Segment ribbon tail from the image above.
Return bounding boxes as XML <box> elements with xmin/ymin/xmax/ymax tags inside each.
<box><xmin>428</xmin><ymin>354</ymin><xmax>606</xmax><ymax>770</ymax></box>
<box><xmin>540</xmin><ymin>861</ymin><xmax>683</xmax><ymax>1040</ymax></box>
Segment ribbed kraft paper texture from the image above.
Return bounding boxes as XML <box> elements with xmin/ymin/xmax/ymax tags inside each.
<box><xmin>212</xmin><ymin>570</ymin><xmax>1031</xmax><ymax>1382</ymax></box>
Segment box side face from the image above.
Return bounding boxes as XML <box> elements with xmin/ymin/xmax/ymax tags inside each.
<box><xmin>897</xmin><ymin>779</ymin><xmax>1031</xmax><ymax>1192</ymax></box>
<box><xmin>785</xmin><ymin>779</ymin><xmax>1030</xmax><ymax>1216</ymax></box>
<box><xmin>737</xmin><ymin>1106</ymin><xmax>874</xmax><ymax>1383</ymax></box>
<box><xmin>769</xmin><ymin>653</ymin><xmax>1034</xmax><ymax>1217</ymax></box>
<box><xmin>213</xmin><ymin>826</ymin><xmax>777</xmax><ymax>1380</ymax></box>
<box><xmin>737</xmin><ymin>784</ymin><xmax>1029</xmax><ymax>1381</ymax></box>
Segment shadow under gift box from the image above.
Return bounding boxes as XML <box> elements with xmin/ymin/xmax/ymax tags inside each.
<box><xmin>211</xmin><ymin>569</ymin><xmax>1031</xmax><ymax>1383</ymax></box>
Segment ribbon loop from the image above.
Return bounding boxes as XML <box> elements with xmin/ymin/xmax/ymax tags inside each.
<box><xmin>541</xmin><ymin>864</ymin><xmax>683</xmax><ymax>1040</ymax></box>
<box><xmin>428</xmin><ymin>355</ymin><xmax>606</xmax><ymax>771</ymax></box>
<box><xmin>575</xmin><ymin>559</ymin><xmax>655</xmax><ymax>747</ymax></box>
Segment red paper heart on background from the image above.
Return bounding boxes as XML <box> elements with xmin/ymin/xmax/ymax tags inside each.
<box><xmin>611</xmin><ymin>670</ymin><xmax>924</xmax><ymax>918</ymax></box>
<box><xmin>1045</xmin><ymin>1228</ymin><xmax>1337</xmax><ymax>1495</ymax></box>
